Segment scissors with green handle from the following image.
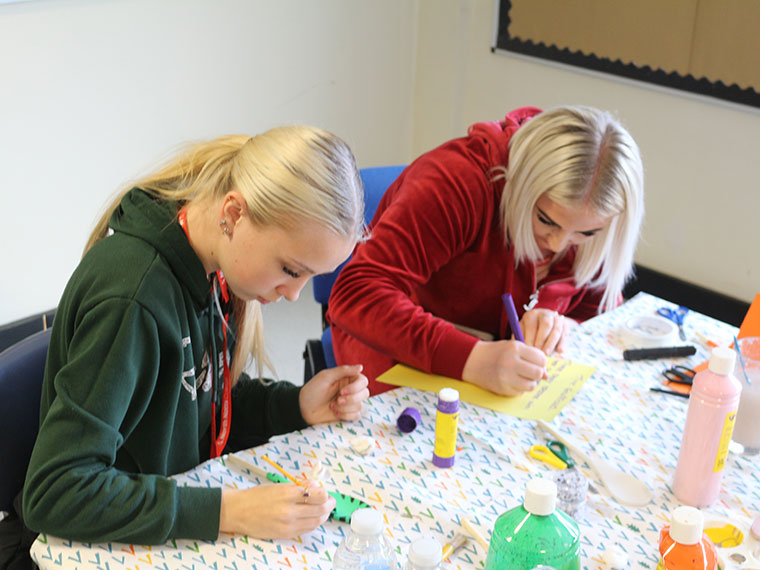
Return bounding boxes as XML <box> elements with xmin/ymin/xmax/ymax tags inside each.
<box><xmin>225</xmin><ymin>454</ymin><xmax>371</xmax><ymax>523</ymax></box>
<box><xmin>547</xmin><ymin>440</ymin><xmax>576</xmax><ymax>468</ymax></box>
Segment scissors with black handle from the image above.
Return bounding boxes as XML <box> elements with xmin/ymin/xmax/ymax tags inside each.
<box><xmin>657</xmin><ymin>305</ymin><xmax>689</xmax><ymax>341</ymax></box>
<box><xmin>663</xmin><ymin>364</ymin><xmax>696</xmax><ymax>385</ymax></box>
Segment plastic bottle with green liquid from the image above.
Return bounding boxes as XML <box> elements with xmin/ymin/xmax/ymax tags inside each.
<box><xmin>484</xmin><ymin>478</ymin><xmax>581</xmax><ymax>570</ymax></box>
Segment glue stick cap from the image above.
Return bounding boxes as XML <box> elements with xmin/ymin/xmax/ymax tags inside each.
<box><xmin>350</xmin><ymin>507</ymin><xmax>383</xmax><ymax>536</ymax></box>
<box><xmin>670</xmin><ymin>506</ymin><xmax>704</xmax><ymax>545</ymax></box>
<box><xmin>523</xmin><ymin>478</ymin><xmax>557</xmax><ymax>516</ymax></box>
<box><xmin>708</xmin><ymin>346</ymin><xmax>736</xmax><ymax>375</ymax></box>
<box><xmin>396</xmin><ymin>407</ymin><xmax>421</xmax><ymax>433</ymax></box>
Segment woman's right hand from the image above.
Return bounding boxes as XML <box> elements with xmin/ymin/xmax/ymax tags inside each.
<box><xmin>219</xmin><ymin>483</ymin><xmax>335</xmax><ymax>539</ymax></box>
<box><xmin>461</xmin><ymin>340</ymin><xmax>547</xmax><ymax>396</ymax></box>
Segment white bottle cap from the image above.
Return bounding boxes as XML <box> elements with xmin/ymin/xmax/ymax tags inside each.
<box><xmin>350</xmin><ymin>508</ymin><xmax>382</xmax><ymax>536</ymax></box>
<box><xmin>708</xmin><ymin>346</ymin><xmax>736</xmax><ymax>375</ymax></box>
<box><xmin>439</xmin><ymin>387</ymin><xmax>459</xmax><ymax>402</ymax></box>
<box><xmin>523</xmin><ymin>478</ymin><xmax>557</xmax><ymax>516</ymax></box>
<box><xmin>408</xmin><ymin>535</ymin><xmax>442</xmax><ymax>566</ymax></box>
<box><xmin>670</xmin><ymin>506</ymin><xmax>704</xmax><ymax>545</ymax></box>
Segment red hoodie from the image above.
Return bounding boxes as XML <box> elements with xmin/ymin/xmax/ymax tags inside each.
<box><xmin>327</xmin><ymin>107</ymin><xmax>606</xmax><ymax>395</ymax></box>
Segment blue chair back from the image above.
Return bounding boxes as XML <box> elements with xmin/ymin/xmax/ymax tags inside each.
<box><xmin>0</xmin><ymin>328</ymin><xmax>51</xmax><ymax>512</ymax></box>
<box><xmin>303</xmin><ymin>165</ymin><xmax>405</xmax><ymax>380</ymax></box>
<box><xmin>312</xmin><ymin>165</ymin><xmax>406</xmax><ymax>309</ymax></box>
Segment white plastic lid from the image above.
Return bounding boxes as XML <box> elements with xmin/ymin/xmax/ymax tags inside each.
<box><xmin>350</xmin><ymin>508</ymin><xmax>383</xmax><ymax>536</ymax></box>
<box><xmin>439</xmin><ymin>387</ymin><xmax>459</xmax><ymax>402</ymax></box>
<box><xmin>408</xmin><ymin>535</ymin><xmax>442</xmax><ymax>566</ymax></box>
<box><xmin>670</xmin><ymin>506</ymin><xmax>704</xmax><ymax>545</ymax></box>
<box><xmin>708</xmin><ymin>346</ymin><xmax>736</xmax><ymax>375</ymax></box>
<box><xmin>523</xmin><ymin>478</ymin><xmax>557</xmax><ymax>516</ymax></box>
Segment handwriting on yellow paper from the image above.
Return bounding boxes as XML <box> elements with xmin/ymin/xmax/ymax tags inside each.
<box><xmin>377</xmin><ymin>357</ymin><xmax>595</xmax><ymax>421</ymax></box>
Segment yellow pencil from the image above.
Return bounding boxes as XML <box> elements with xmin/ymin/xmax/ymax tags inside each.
<box><xmin>261</xmin><ymin>454</ymin><xmax>306</xmax><ymax>487</ymax></box>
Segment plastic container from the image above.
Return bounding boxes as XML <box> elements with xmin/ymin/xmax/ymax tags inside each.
<box><xmin>732</xmin><ymin>337</ymin><xmax>760</xmax><ymax>455</ymax></box>
<box><xmin>484</xmin><ymin>478</ymin><xmax>581</xmax><ymax>570</ymax></box>
<box><xmin>432</xmin><ymin>388</ymin><xmax>459</xmax><ymax>467</ymax></box>
<box><xmin>657</xmin><ymin>506</ymin><xmax>717</xmax><ymax>569</ymax></box>
<box><xmin>404</xmin><ymin>535</ymin><xmax>442</xmax><ymax>569</ymax></box>
<box><xmin>553</xmin><ymin>464</ymin><xmax>588</xmax><ymax>520</ymax></box>
<box><xmin>332</xmin><ymin>508</ymin><xmax>397</xmax><ymax>570</ymax></box>
<box><xmin>673</xmin><ymin>347</ymin><xmax>742</xmax><ymax>508</ymax></box>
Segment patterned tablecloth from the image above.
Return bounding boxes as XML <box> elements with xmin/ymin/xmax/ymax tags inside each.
<box><xmin>31</xmin><ymin>292</ymin><xmax>759</xmax><ymax>570</ymax></box>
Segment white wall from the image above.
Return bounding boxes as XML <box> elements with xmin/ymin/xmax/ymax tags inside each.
<box><xmin>0</xmin><ymin>0</ymin><xmax>417</xmax><ymax>324</ymax></box>
<box><xmin>413</xmin><ymin>0</ymin><xmax>760</xmax><ymax>305</ymax></box>
<box><xmin>2</xmin><ymin>0</ymin><xmax>758</xmax><ymax>329</ymax></box>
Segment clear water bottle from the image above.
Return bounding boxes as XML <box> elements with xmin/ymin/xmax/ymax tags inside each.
<box><xmin>332</xmin><ymin>508</ymin><xmax>398</xmax><ymax>570</ymax></box>
<box><xmin>405</xmin><ymin>535</ymin><xmax>442</xmax><ymax>569</ymax></box>
<box><xmin>484</xmin><ymin>478</ymin><xmax>581</xmax><ymax>570</ymax></box>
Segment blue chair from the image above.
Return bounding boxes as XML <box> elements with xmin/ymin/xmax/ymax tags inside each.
<box><xmin>0</xmin><ymin>328</ymin><xmax>51</xmax><ymax>515</ymax></box>
<box><xmin>0</xmin><ymin>309</ymin><xmax>55</xmax><ymax>353</ymax></box>
<box><xmin>303</xmin><ymin>165</ymin><xmax>406</xmax><ymax>380</ymax></box>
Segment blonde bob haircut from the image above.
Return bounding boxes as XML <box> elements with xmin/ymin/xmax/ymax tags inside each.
<box><xmin>85</xmin><ymin>126</ymin><xmax>364</xmax><ymax>382</ymax></box>
<box><xmin>496</xmin><ymin>106</ymin><xmax>644</xmax><ymax>314</ymax></box>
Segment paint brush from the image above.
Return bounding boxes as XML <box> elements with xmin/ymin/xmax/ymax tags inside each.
<box><xmin>734</xmin><ymin>336</ymin><xmax>752</xmax><ymax>385</ymax></box>
<box><xmin>261</xmin><ymin>454</ymin><xmax>306</xmax><ymax>486</ymax></box>
<box><xmin>461</xmin><ymin>517</ymin><xmax>489</xmax><ymax>552</ymax></box>
<box><xmin>441</xmin><ymin>533</ymin><xmax>469</xmax><ymax>560</ymax></box>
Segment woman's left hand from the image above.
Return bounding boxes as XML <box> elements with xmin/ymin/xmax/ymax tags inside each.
<box><xmin>299</xmin><ymin>364</ymin><xmax>368</xmax><ymax>425</ymax></box>
<box><xmin>520</xmin><ymin>308</ymin><xmax>577</xmax><ymax>355</ymax></box>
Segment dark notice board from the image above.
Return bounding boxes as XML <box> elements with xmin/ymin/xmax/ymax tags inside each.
<box><xmin>494</xmin><ymin>0</ymin><xmax>760</xmax><ymax>109</ymax></box>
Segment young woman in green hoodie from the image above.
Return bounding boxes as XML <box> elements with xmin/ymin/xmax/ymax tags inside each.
<box><xmin>23</xmin><ymin>127</ymin><xmax>369</xmax><ymax>545</ymax></box>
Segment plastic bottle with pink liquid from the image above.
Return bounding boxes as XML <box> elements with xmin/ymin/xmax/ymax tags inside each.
<box><xmin>673</xmin><ymin>346</ymin><xmax>741</xmax><ymax>507</ymax></box>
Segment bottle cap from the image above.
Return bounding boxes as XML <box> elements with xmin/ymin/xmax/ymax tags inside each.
<box><xmin>439</xmin><ymin>387</ymin><xmax>459</xmax><ymax>402</ymax></box>
<box><xmin>670</xmin><ymin>506</ymin><xmax>704</xmax><ymax>545</ymax></box>
<box><xmin>350</xmin><ymin>507</ymin><xmax>382</xmax><ymax>536</ymax></box>
<box><xmin>396</xmin><ymin>407</ymin><xmax>421</xmax><ymax>433</ymax></box>
<box><xmin>708</xmin><ymin>346</ymin><xmax>736</xmax><ymax>375</ymax></box>
<box><xmin>523</xmin><ymin>478</ymin><xmax>557</xmax><ymax>516</ymax></box>
<box><xmin>408</xmin><ymin>535</ymin><xmax>442</xmax><ymax>566</ymax></box>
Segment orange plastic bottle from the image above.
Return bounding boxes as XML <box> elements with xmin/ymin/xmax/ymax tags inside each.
<box><xmin>657</xmin><ymin>506</ymin><xmax>717</xmax><ymax>570</ymax></box>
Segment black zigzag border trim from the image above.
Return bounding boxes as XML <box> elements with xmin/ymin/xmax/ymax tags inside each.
<box><xmin>494</xmin><ymin>0</ymin><xmax>760</xmax><ymax>110</ymax></box>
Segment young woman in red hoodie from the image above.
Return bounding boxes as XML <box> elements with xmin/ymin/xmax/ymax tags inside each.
<box><xmin>328</xmin><ymin>106</ymin><xmax>644</xmax><ymax>396</ymax></box>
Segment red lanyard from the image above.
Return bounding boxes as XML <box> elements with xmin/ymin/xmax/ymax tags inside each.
<box><xmin>178</xmin><ymin>208</ymin><xmax>231</xmax><ymax>458</ymax></box>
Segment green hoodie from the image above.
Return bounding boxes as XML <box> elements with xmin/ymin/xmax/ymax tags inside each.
<box><xmin>23</xmin><ymin>188</ymin><xmax>308</xmax><ymax>544</ymax></box>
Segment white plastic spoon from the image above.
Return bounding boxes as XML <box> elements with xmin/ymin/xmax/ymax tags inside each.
<box><xmin>537</xmin><ymin>420</ymin><xmax>653</xmax><ymax>507</ymax></box>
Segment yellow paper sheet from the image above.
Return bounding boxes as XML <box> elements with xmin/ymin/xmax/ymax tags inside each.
<box><xmin>376</xmin><ymin>357</ymin><xmax>595</xmax><ymax>421</ymax></box>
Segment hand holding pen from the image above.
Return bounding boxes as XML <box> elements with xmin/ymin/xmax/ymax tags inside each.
<box><xmin>460</xmin><ymin>294</ymin><xmax>547</xmax><ymax>396</ymax></box>
<box><xmin>505</xmin><ymin>293</ymin><xmax>573</xmax><ymax>356</ymax></box>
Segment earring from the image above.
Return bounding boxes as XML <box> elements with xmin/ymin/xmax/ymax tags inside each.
<box><xmin>220</xmin><ymin>219</ymin><xmax>229</xmax><ymax>235</ymax></box>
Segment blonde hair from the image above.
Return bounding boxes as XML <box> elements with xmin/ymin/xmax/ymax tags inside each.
<box><xmin>85</xmin><ymin>126</ymin><xmax>364</xmax><ymax>382</ymax></box>
<box><xmin>496</xmin><ymin>106</ymin><xmax>644</xmax><ymax>313</ymax></box>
